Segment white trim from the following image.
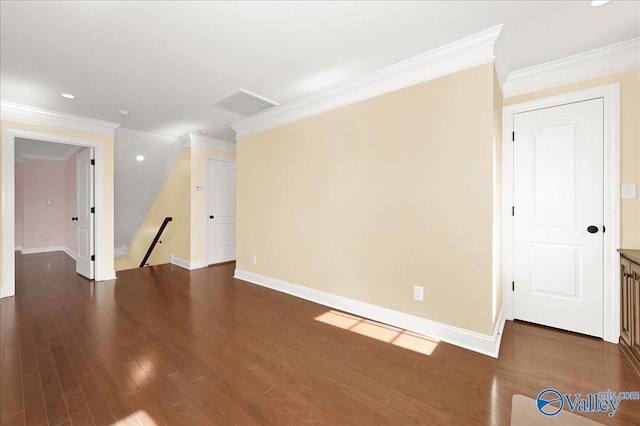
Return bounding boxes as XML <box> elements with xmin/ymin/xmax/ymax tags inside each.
<box><xmin>503</xmin><ymin>38</ymin><xmax>639</xmax><ymax>97</ymax></box>
<box><xmin>234</xmin><ymin>269</ymin><xmax>506</xmax><ymax>358</ymax></box>
<box><xmin>21</xmin><ymin>246</ymin><xmax>66</xmax><ymax>254</ymax></box>
<box><xmin>232</xmin><ymin>25</ymin><xmax>504</xmax><ymax>139</ymax></box>
<box><xmin>178</xmin><ymin>133</ymin><xmax>236</xmax><ymax>153</ymax></box>
<box><xmin>502</xmin><ymin>83</ymin><xmax>620</xmax><ymax>343</ymax></box>
<box><xmin>1</xmin><ymin>101</ymin><xmax>119</xmax><ymax>136</ymax></box>
<box><xmin>16</xmin><ymin>145</ymin><xmax>80</xmax><ymax>163</ymax></box>
<box><xmin>2</xmin><ymin>126</ymin><xmax>114</xmax><ymax>298</ymax></box>
<box><xmin>63</xmin><ymin>246</ymin><xmax>77</xmax><ymax>261</ymax></box>
<box><xmin>14</xmin><ymin>246</ymin><xmax>22</xmax><ymax>251</ymax></box>
<box><xmin>169</xmin><ymin>255</ymin><xmax>206</xmax><ymax>271</ymax></box>
<box><xmin>114</xmin><ymin>244</ymin><xmax>128</xmax><ymax>259</ymax></box>
<box><xmin>203</xmin><ymin>155</ymin><xmax>237</xmax><ymax>266</ymax></box>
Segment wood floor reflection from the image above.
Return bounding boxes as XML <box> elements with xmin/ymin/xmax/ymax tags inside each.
<box><xmin>1</xmin><ymin>251</ymin><xmax>639</xmax><ymax>425</ymax></box>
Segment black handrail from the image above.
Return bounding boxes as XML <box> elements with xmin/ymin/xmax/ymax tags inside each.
<box><xmin>140</xmin><ymin>217</ymin><xmax>173</xmax><ymax>267</ymax></box>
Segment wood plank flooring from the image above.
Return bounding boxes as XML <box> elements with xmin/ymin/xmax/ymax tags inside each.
<box><xmin>1</xmin><ymin>251</ymin><xmax>640</xmax><ymax>425</ymax></box>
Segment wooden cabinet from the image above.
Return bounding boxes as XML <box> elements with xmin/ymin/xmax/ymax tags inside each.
<box><xmin>619</xmin><ymin>249</ymin><xmax>640</xmax><ymax>374</ymax></box>
<box><xmin>621</xmin><ymin>257</ymin><xmax>633</xmax><ymax>346</ymax></box>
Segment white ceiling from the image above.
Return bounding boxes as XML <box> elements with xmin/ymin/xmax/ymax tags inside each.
<box><xmin>1</xmin><ymin>1</ymin><xmax>638</xmax><ymax>141</ymax></box>
<box><xmin>14</xmin><ymin>138</ymin><xmax>79</xmax><ymax>162</ymax></box>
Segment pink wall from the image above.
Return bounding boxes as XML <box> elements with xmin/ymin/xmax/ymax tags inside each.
<box><xmin>14</xmin><ymin>163</ymin><xmax>24</xmax><ymax>248</ymax></box>
<box><xmin>65</xmin><ymin>152</ymin><xmax>78</xmax><ymax>252</ymax></box>
<box><xmin>22</xmin><ymin>159</ymin><xmax>67</xmax><ymax>249</ymax></box>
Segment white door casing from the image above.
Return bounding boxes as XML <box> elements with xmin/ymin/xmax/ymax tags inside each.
<box><xmin>76</xmin><ymin>148</ymin><xmax>95</xmax><ymax>279</ymax></box>
<box><xmin>502</xmin><ymin>83</ymin><xmax>620</xmax><ymax>343</ymax></box>
<box><xmin>513</xmin><ymin>99</ymin><xmax>603</xmax><ymax>337</ymax></box>
<box><xmin>1</xmin><ymin>125</ymin><xmax>113</xmax><ymax>299</ymax></box>
<box><xmin>206</xmin><ymin>157</ymin><xmax>236</xmax><ymax>264</ymax></box>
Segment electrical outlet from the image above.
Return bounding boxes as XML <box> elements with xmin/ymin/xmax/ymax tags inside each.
<box><xmin>413</xmin><ymin>285</ymin><xmax>424</xmax><ymax>301</ymax></box>
<box><xmin>251</xmin><ymin>254</ymin><xmax>257</xmax><ymax>265</ymax></box>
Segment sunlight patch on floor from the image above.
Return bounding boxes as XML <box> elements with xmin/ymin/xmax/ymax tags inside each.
<box><xmin>110</xmin><ymin>410</ymin><xmax>158</xmax><ymax>425</ymax></box>
<box><xmin>315</xmin><ymin>310</ymin><xmax>439</xmax><ymax>356</ymax></box>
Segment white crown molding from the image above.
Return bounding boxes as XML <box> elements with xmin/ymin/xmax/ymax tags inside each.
<box><xmin>235</xmin><ymin>269</ymin><xmax>506</xmax><ymax>358</ymax></box>
<box><xmin>232</xmin><ymin>24</ymin><xmax>505</xmax><ymax>139</ymax></box>
<box><xmin>18</xmin><ymin>145</ymin><xmax>80</xmax><ymax>162</ymax></box>
<box><xmin>503</xmin><ymin>37</ymin><xmax>640</xmax><ymax>98</ymax></box>
<box><xmin>178</xmin><ymin>133</ymin><xmax>236</xmax><ymax>153</ymax></box>
<box><xmin>0</xmin><ymin>101</ymin><xmax>120</xmax><ymax>136</ymax></box>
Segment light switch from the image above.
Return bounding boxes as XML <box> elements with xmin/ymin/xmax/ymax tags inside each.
<box><xmin>622</xmin><ymin>183</ymin><xmax>637</xmax><ymax>199</ymax></box>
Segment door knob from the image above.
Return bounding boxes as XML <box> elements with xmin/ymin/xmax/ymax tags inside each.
<box><xmin>209</xmin><ymin>215</ymin><xmax>214</xmax><ymax>219</ymax></box>
<box><xmin>587</xmin><ymin>225</ymin><xmax>599</xmax><ymax>233</ymax></box>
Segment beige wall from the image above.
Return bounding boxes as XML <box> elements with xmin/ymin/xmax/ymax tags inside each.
<box><xmin>0</xmin><ymin>120</ymin><xmax>115</xmax><ymax>290</ymax></box>
<box><xmin>492</xmin><ymin>69</ymin><xmax>503</xmax><ymax>324</ymax></box>
<box><xmin>115</xmin><ymin>146</ymin><xmax>236</xmax><ymax>271</ymax></box>
<box><xmin>237</xmin><ymin>63</ymin><xmax>501</xmax><ymax>335</ymax></box>
<box><xmin>504</xmin><ymin>67</ymin><xmax>640</xmax><ymax>249</ymax></box>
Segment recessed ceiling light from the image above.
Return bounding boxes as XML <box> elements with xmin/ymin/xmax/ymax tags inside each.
<box><xmin>136</xmin><ymin>155</ymin><xmax>145</xmax><ymax>162</ymax></box>
<box><xmin>61</xmin><ymin>93</ymin><xmax>75</xmax><ymax>99</ymax></box>
<box><xmin>198</xmin><ymin>129</ymin><xmax>209</xmax><ymax>135</ymax></box>
<box><xmin>591</xmin><ymin>0</ymin><xmax>610</xmax><ymax>6</ymax></box>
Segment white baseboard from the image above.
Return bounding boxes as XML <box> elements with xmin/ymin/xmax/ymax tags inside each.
<box><xmin>63</xmin><ymin>247</ymin><xmax>77</xmax><ymax>261</ymax></box>
<box><xmin>15</xmin><ymin>246</ymin><xmax>22</xmax><ymax>251</ymax></box>
<box><xmin>21</xmin><ymin>246</ymin><xmax>66</xmax><ymax>255</ymax></box>
<box><xmin>170</xmin><ymin>255</ymin><xmax>206</xmax><ymax>271</ymax></box>
<box><xmin>96</xmin><ymin>270</ymin><xmax>117</xmax><ymax>281</ymax></box>
<box><xmin>234</xmin><ymin>269</ymin><xmax>506</xmax><ymax>358</ymax></box>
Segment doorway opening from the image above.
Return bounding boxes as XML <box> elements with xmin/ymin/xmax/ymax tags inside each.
<box><xmin>1</xmin><ymin>126</ymin><xmax>108</xmax><ymax>299</ymax></box>
<box><xmin>14</xmin><ymin>138</ymin><xmax>95</xmax><ymax>279</ymax></box>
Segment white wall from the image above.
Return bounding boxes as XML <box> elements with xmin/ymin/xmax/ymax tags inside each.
<box><xmin>114</xmin><ymin>128</ymin><xmax>180</xmax><ymax>255</ymax></box>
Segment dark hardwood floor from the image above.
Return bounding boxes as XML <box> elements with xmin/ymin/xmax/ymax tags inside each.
<box><xmin>1</xmin><ymin>251</ymin><xmax>639</xmax><ymax>425</ymax></box>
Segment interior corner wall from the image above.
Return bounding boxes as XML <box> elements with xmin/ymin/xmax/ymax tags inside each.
<box><xmin>115</xmin><ymin>147</ymin><xmax>192</xmax><ymax>271</ymax></box>
<box><xmin>237</xmin><ymin>62</ymin><xmax>498</xmax><ymax>335</ymax></box>
<box><xmin>14</xmin><ymin>162</ymin><xmax>23</xmax><ymax>248</ymax></box>
<box><xmin>503</xmin><ymin>67</ymin><xmax>640</xmax><ymax>249</ymax></box>
<box><xmin>492</xmin><ymin>66</ymin><xmax>504</xmax><ymax>327</ymax></box>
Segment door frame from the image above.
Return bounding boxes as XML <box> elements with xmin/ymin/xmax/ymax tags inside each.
<box><xmin>203</xmin><ymin>155</ymin><xmax>236</xmax><ymax>266</ymax></box>
<box><xmin>502</xmin><ymin>83</ymin><xmax>620</xmax><ymax>343</ymax></box>
<box><xmin>1</xmin><ymin>127</ymin><xmax>105</xmax><ymax>298</ymax></box>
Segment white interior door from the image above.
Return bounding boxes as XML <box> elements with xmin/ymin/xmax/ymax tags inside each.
<box><xmin>513</xmin><ymin>98</ymin><xmax>604</xmax><ymax>337</ymax></box>
<box><xmin>207</xmin><ymin>158</ymin><xmax>236</xmax><ymax>264</ymax></box>
<box><xmin>76</xmin><ymin>148</ymin><xmax>94</xmax><ymax>279</ymax></box>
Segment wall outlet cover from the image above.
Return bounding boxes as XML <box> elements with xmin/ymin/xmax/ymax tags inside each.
<box><xmin>622</xmin><ymin>183</ymin><xmax>637</xmax><ymax>199</ymax></box>
<box><xmin>413</xmin><ymin>285</ymin><xmax>424</xmax><ymax>301</ymax></box>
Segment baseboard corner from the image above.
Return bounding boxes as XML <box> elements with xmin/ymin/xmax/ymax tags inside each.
<box><xmin>234</xmin><ymin>268</ymin><xmax>504</xmax><ymax>358</ymax></box>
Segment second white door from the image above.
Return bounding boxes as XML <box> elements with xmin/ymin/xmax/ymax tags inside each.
<box><xmin>206</xmin><ymin>158</ymin><xmax>236</xmax><ymax>264</ymax></box>
<box><xmin>513</xmin><ymin>98</ymin><xmax>604</xmax><ymax>338</ymax></box>
<box><xmin>76</xmin><ymin>148</ymin><xmax>94</xmax><ymax>279</ymax></box>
